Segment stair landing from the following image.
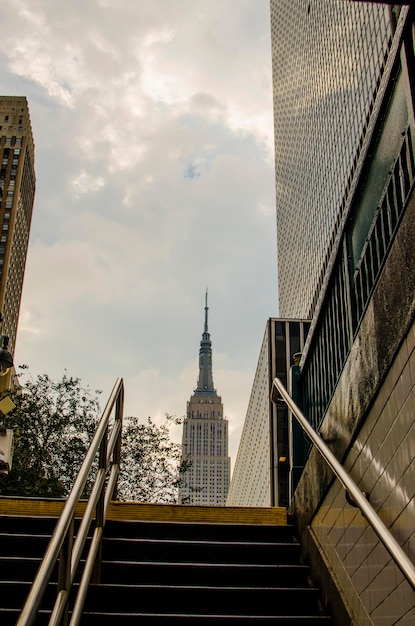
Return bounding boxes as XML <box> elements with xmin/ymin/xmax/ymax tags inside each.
<box><xmin>0</xmin><ymin>496</ymin><xmax>287</xmax><ymax>525</ymax></box>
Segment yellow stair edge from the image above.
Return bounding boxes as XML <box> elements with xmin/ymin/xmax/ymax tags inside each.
<box><xmin>0</xmin><ymin>496</ymin><xmax>287</xmax><ymax>525</ymax></box>
<box><xmin>106</xmin><ymin>502</ymin><xmax>287</xmax><ymax>525</ymax></box>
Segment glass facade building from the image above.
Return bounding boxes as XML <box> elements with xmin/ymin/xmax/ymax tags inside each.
<box><xmin>271</xmin><ymin>3</ymin><xmax>415</xmax><ymax>431</ymax></box>
<box><xmin>266</xmin><ymin>3</ymin><xmax>415</xmax><ymax>622</ymax></box>
<box><xmin>271</xmin><ymin>1</ymin><xmax>394</xmax><ymax>320</ymax></box>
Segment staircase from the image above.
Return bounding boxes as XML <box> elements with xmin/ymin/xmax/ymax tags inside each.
<box><xmin>0</xmin><ymin>500</ymin><xmax>332</xmax><ymax>625</ymax></box>
<box><xmin>0</xmin><ymin>512</ymin><xmax>58</xmax><ymax>625</ymax></box>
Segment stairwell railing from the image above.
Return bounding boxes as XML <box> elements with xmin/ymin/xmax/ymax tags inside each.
<box><xmin>271</xmin><ymin>376</ymin><xmax>415</xmax><ymax>591</ymax></box>
<box><xmin>17</xmin><ymin>376</ymin><xmax>125</xmax><ymax>626</ymax></box>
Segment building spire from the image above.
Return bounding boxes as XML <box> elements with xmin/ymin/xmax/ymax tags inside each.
<box><xmin>204</xmin><ymin>287</ymin><xmax>209</xmax><ymax>334</ymax></box>
<box><xmin>195</xmin><ymin>288</ymin><xmax>216</xmax><ymax>395</ymax></box>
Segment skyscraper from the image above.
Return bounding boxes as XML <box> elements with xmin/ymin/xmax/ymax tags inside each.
<box><xmin>226</xmin><ymin>318</ymin><xmax>310</xmax><ymax>508</ymax></box>
<box><xmin>178</xmin><ymin>293</ymin><xmax>230</xmax><ymax>506</ymax></box>
<box><xmin>271</xmin><ymin>1</ymin><xmax>395</xmax><ymax>319</ymax></box>
<box><xmin>264</xmin><ymin>3</ymin><xmax>415</xmax><ymax>622</ymax></box>
<box><xmin>0</xmin><ymin>97</ymin><xmax>35</xmax><ymax>353</ymax></box>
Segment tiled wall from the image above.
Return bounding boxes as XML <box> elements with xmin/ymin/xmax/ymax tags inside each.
<box><xmin>312</xmin><ymin>320</ymin><xmax>415</xmax><ymax>625</ymax></box>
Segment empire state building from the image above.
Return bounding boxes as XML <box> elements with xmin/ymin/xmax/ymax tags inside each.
<box><xmin>178</xmin><ymin>293</ymin><xmax>230</xmax><ymax>506</ymax></box>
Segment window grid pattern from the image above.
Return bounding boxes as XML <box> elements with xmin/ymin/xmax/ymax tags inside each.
<box><xmin>179</xmin><ymin>395</ymin><xmax>230</xmax><ymax>506</ymax></box>
<box><xmin>271</xmin><ymin>0</ymin><xmax>393</xmax><ymax>320</ymax></box>
<box><xmin>0</xmin><ymin>97</ymin><xmax>35</xmax><ymax>352</ymax></box>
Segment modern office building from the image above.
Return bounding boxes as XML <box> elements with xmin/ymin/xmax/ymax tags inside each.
<box><xmin>264</xmin><ymin>2</ymin><xmax>415</xmax><ymax>624</ymax></box>
<box><xmin>0</xmin><ymin>97</ymin><xmax>35</xmax><ymax>354</ymax></box>
<box><xmin>226</xmin><ymin>318</ymin><xmax>309</xmax><ymax>508</ymax></box>
<box><xmin>178</xmin><ymin>293</ymin><xmax>230</xmax><ymax>506</ymax></box>
<box><xmin>229</xmin><ymin>3</ymin><xmax>415</xmax><ymax>624</ymax></box>
<box><xmin>272</xmin><ymin>2</ymin><xmax>397</xmax><ymax>320</ymax></box>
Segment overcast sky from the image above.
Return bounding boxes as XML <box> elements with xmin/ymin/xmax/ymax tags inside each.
<box><xmin>0</xmin><ymin>0</ymin><xmax>278</xmax><ymax>469</ymax></box>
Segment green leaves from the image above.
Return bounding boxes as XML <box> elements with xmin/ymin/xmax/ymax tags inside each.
<box><xmin>0</xmin><ymin>367</ymin><xmax>101</xmax><ymax>497</ymax></box>
<box><xmin>0</xmin><ymin>367</ymin><xmax>186</xmax><ymax>504</ymax></box>
<box><xmin>117</xmin><ymin>414</ymin><xmax>184</xmax><ymax>503</ymax></box>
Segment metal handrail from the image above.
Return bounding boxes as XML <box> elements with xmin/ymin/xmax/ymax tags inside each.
<box><xmin>17</xmin><ymin>376</ymin><xmax>124</xmax><ymax>626</ymax></box>
<box><xmin>271</xmin><ymin>376</ymin><xmax>415</xmax><ymax>590</ymax></box>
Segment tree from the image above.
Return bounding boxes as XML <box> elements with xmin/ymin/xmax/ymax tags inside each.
<box><xmin>0</xmin><ymin>367</ymin><xmax>188</xmax><ymax>503</ymax></box>
<box><xmin>0</xmin><ymin>366</ymin><xmax>101</xmax><ymax>497</ymax></box>
<box><xmin>117</xmin><ymin>414</ymin><xmax>188</xmax><ymax>503</ymax></box>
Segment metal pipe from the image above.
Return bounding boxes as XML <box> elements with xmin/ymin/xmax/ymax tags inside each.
<box><xmin>104</xmin><ymin>463</ymin><xmax>120</xmax><ymax>511</ymax></box>
<box><xmin>48</xmin><ymin>590</ymin><xmax>69</xmax><ymax>626</ymax></box>
<box><xmin>17</xmin><ymin>377</ymin><xmax>124</xmax><ymax>626</ymax></box>
<box><xmin>48</xmin><ymin>470</ymin><xmax>107</xmax><ymax>626</ymax></box>
<box><xmin>271</xmin><ymin>376</ymin><xmax>415</xmax><ymax>590</ymax></box>
<box><xmin>70</xmin><ymin>468</ymin><xmax>107</xmax><ymax>582</ymax></box>
<box><xmin>69</xmin><ymin>528</ymin><xmax>104</xmax><ymax>626</ymax></box>
<box><xmin>106</xmin><ymin>418</ymin><xmax>121</xmax><ymax>465</ymax></box>
<box><xmin>69</xmin><ymin>465</ymin><xmax>120</xmax><ymax>626</ymax></box>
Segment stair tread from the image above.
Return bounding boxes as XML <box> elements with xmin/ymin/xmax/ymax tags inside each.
<box><xmin>103</xmin><ymin>537</ymin><xmax>298</xmax><ymax>546</ymax></box>
<box><xmin>0</xmin><ymin>531</ymin><xmax>51</xmax><ymax>537</ymax></box>
<box><xmin>84</xmin><ymin>583</ymin><xmax>322</xmax><ymax>615</ymax></box>
<box><xmin>101</xmin><ymin>559</ymin><xmax>308</xmax><ymax>568</ymax></box>
<box><xmin>0</xmin><ymin>508</ymin><xmax>332</xmax><ymax>624</ymax></box>
<box><xmin>83</xmin><ymin>612</ymin><xmax>331</xmax><ymax>618</ymax></box>
<box><xmin>89</xmin><ymin>582</ymin><xmax>319</xmax><ymax>591</ymax></box>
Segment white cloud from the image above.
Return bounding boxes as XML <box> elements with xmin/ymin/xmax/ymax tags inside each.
<box><xmin>72</xmin><ymin>171</ymin><xmax>105</xmax><ymax>196</ymax></box>
<box><xmin>2</xmin><ymin>0</ymin><xmax>277</xmax><ymax>469</ymax></box>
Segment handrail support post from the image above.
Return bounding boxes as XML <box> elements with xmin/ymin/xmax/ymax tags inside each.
<box><xmin>56</xmin><ymin>516</ymin><xmax>74</xmax><ymax>626</ymax></box>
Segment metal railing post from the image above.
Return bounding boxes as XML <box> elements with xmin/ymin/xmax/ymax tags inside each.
<box><xmin>16</xmin><ymin>377</ymin><xmax>124</xmax><ymax>626</ymax></box>
<box><xmin>111</xmin><ymin>385</ymin><xmax>124</xmax><ymax>501</ymax></box>
<box><xmin>91</xmin><ymin>426</ymin><xmax>108</xmax><ymax>584</ymax></box>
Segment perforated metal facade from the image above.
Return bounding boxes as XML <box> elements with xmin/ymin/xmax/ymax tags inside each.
<box><xmin>271</xmin><ymin>0</ymin><xmax>393</xmax><ymax>319</ymax></box>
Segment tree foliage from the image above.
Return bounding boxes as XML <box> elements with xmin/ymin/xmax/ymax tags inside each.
<box><xmin>117</xmin><ymin>414</ymin><xmax>187</xmax><ymax>503</ymax></box>
<box><xmin>0</xmin><ymin>367</ymin><xmax>187</xmax><ymax>503</ymax></box>
<box><xmin>0</xmin><ymin>366</ymin><xmax>101</xmax><ymax>497</ymax></box>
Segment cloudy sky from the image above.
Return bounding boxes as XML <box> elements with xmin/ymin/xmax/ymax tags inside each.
<box><xmin>0</xmin><ymin>0</ymin><xmax>278</xmax><ymax>468</ymax></box>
